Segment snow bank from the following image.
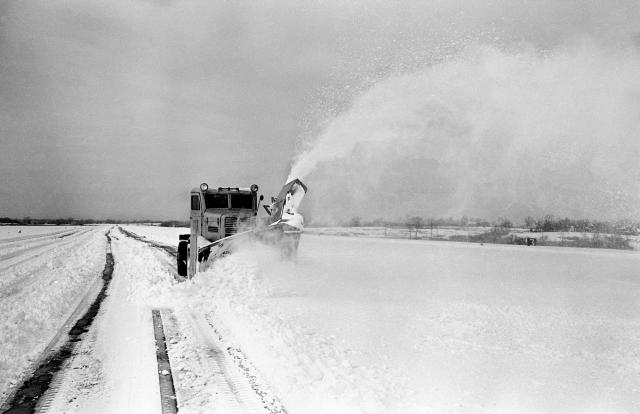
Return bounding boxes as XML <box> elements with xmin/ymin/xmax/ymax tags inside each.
<box><xmin>167</xmin><ymin>242</ymin><xmax>402</xmax><ymax>413</ymax></box>
<box><xmin>0</xmin><ymin>226</ymin><xmax>109</xmax><ymax>398</ymax></box>
<box><xmin>120</xmin><ymin>224</ymin><xmax>187</xmax><ymax>248</ymax></box>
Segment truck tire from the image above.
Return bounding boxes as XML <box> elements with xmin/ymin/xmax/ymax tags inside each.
<box><xmin>177</xmin><ymin>240</ymin><xmax>188</xmax><ymax>276</ymax></box>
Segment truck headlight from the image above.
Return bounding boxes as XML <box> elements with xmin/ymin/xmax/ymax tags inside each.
<box><xmin>200</xmin><ymin>183</ymin><xmax>209</xmax><ymax>192</ymax></box>
<box><xmin>250</xmin><ymin>184</ymin><xmax>259</xmax><ymax>193</ymax></box>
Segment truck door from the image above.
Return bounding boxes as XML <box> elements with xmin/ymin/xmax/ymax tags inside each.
<box><xmin>190</xmin><ymin>192</ymin><xmax>201</xmax><ymax>218</ymax></box>
<box><xmin>189</xmin><ymin>192</ymin><xmax>202</xmax><ymax>277</ymax></box>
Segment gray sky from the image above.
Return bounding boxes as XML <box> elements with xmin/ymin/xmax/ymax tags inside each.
<box><xmin>1</xmin><ymin>0</ymin><xmax>639</xmax><ymax>221</ymax></box>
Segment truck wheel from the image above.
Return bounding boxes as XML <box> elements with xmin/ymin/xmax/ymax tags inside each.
<box><xmin>177</xmin><ymin>240</ymin><xmax>188</xmax><ymax>276</ymax></box>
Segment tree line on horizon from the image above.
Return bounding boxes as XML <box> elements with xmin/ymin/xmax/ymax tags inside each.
<box><xmin>2</xmin><ymin>215</ymin><xmax>639</xmax><ymax>236</ymax></box>
<box><xmin>0</xmin><ymin>217</ymin><xmax>189</xmax><ymax>227</ymax></box>
<box><xmin>336</xmin><ymin>215</ymin><xmax>640</xmax><ymax>235</ymax></box>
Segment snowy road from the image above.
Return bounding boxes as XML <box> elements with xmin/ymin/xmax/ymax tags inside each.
<box><xmin>12</xmin><ymin>227</ymin><xmax>278</xmax><ymax>414</ymax></box>
<box><xmin>0</xmin><ymin>225</ymin><xmax>108</xmax><ymax>403</ymax></box>
<box><xmin>2</xmin><ymin>225</ymin><xmax>640</xmax><ymax>413</ymax></box>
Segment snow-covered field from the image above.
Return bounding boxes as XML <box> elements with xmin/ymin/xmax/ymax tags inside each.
<box><xmin>306</xmin><ymin>226</ymin><xmax>640</xmax><ymax>250</ymax></box>
<box><xmin>305</xmin><ymin>225</ymin><xmax>492</xmax><ymax>240</ymax></box>
<box><xmin>122</xmin><ymin>224</ymin><xmax>186</xmax><ymax>247</ymax></box>
<box><xmin>118</xmin><ymin>225</ymin><xmax>640</xmax><ymax>413</ymax></box>
<box><xmin>0</xmin><ymin>225</ymin><xmax>78</xmax><ymax>238</ymax></box>
<box><xmin>0</xmin><ymin>225</ymin><xmax>109</xmax><ymax>399</ymax></box>
<box><xmin>3</xmin><ymin>224</ymin><xmax>640</xmax><ymax>412</ymax></box>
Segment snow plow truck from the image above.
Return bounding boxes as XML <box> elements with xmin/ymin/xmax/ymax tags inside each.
<box><xmin>177</xmin><ymin>178</ymin><xmax>307</xmax><ymax>278</ymax></box>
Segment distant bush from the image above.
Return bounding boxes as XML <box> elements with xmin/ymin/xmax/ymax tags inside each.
<box><xmin>448</xmin><ymin>230</ymin><xmax>632</xmax><ymax>251</ymax></box>
<box><xmin>597</xmin><ymin>235</ymin><xmax>633</xmax><ymax>250</ymax></box>
<box><xmin>539</xmin><ymin>234</ymin><xmax>632</xmax><ymax>250</ymax></box>
<box><xmin>159</xmin><ymin>220</ymin><xmax>189</xmax><ymax>227</ymax></box>
<box><xmin>459</xmin><ymin>228</ymin><xmax>511</xmax><ymax>244</ymax></box>
<box><xmin>526</xmin><ymin>215</ymin><xmax>639</xmax><ymax>235</ymax></box>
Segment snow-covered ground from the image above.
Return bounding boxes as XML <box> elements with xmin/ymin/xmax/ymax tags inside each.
<box><xmin>46</xmin><ymin>228</ymin><xmax>169</xmax><ymax>413</ymax></box>
<box><xmin>49</xmin><ymin>226</ymin><xmax>269</xmax><ymax>414</ymax></box>
<box><xmin>4</xmin><ymin>224</ymin><xmax>640</xmax><ymax>412</ymax></box>
<box><xmin>305</xmin><ymin>225</ymin><xmax>491</xmax><ymax>240</ymax></box>
<box><xmin>121</xmin><ymin>224</ymin><xmax>186</xmax><ymax>247</ymax></box>
<box><xmin>0</xmin><ymin>225</ymin><xmax>78</xmax><ymax>239</ymax></box>
<box><xmin>306</xmin><ymin>226</ymin><xmax>640</xmax><ymax>250</ymax></box>
<box><xmin>0</xmin><ymin>225</ymin><xmax>109</xmax><ymax>400</ymax></box>
<box><xmin>117</xmin><ymin>225</ymin><xmax>640</xmax><ymax>413</ymax></box>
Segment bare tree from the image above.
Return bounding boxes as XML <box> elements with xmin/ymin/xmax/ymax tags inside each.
<box><xmin>406</xmin><ymin>216</ymin><xmax>424</xmax><ymax>239</ymax></box>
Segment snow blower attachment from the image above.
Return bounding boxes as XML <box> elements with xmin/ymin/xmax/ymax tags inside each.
<box><xmin>177</xmin><ymin>179</ymin><xmax>308</xmax><ymax>278</ymax></box>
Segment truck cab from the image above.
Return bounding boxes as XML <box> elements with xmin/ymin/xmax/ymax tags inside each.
<box><xmin>190</xmin><ymin>184</ymin><xmax>259</xmax><ymax>242</ymax></box>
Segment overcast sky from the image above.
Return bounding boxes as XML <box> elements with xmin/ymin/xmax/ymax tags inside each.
<box><xmin>1</xmin><ymin>0</ymin><xmax>639</xmax><ymax>221</ymax></box>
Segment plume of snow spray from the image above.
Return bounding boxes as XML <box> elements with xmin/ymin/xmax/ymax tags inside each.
<box><xmin>288</xmin><ymin>39</ymin><xmax>640</xmax><ymax>224</ymax></box>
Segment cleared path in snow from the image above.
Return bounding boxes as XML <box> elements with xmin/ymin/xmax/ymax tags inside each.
<box><xmin>42</xmin><ymin>227</ymin><xmax>277</xmax><ymax>414</ymax></box>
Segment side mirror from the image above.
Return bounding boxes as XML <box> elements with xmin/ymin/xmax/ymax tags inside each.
<box><xmin>256</xmin><ymin>194</ymin><xmax>265</xmax><ymax>216</ymax></box>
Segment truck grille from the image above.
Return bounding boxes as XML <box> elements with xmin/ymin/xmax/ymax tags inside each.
<box><xmin>224</xmin><ymin>217</ymin><xmax>237</xmax><ymax>235</ymax></box>
<box><xmin>224</xmin><ymin>217</ymin><xmax>253</xmax><ymax>236</ymax></box>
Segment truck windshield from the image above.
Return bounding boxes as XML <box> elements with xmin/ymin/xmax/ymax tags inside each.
<box><xmin>230</xmin><ymin>193</ymin><xmax>254</xmax><ymax>209</ymax></box>
<box><xmin>204</xmin><ymin>193</ymin><xmax>228</xmax><ymax>209</ymax></box>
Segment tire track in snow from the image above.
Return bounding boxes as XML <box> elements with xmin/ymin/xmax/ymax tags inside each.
<box><xmin>117</xmin><ymin>227</ymin><xmax>185</xmax><ymax>282</ymax></box>
<box><xmin>0</xmin><ymin>228</ymin><xmax>94</xmax><ymax>273</ymax></box>
<box><xmin>120</xmin><ymin>228</ymin><xmax>286</xmax><ymax>413</ymax></box>
<box><xmin>182</xmin><ymin>311</ymin><xmax>285</xmax><ymax>414</ymax></box>
<box><xmin>0</xmin><ymin>229</ymin><xmax>83</xmax><ymax>260</ymax></box>
<box><xmin>178</xmin><ymin>311</ymin><xmax>259</xmax><ymax>413</ymax></box>
<box><xmin>207</xmin><ymin>319</ymin><xmax>288</xmax><ymax>414</ymax></box>
<box><xmin>0</xmin><ymin>229</ymin><xmax>78</xmax><ymax>245</ymax></box>
<box><xmin>0</xmin><ymin>230</ymin><xmax>101</xmax><ymax>329</ymax></box>
<box><xmin>0</xmin><ymin>232</ymin><xmax>115</xmax><ymax>414</ymax></box>
<box><xmin>152</xmin><ymin>309</ymin><xmax>179</xmax><ymax>414</ymax></box>
<box><xmin>118</xmin><ymin>226</ymin><xmax>178</xmax><ymax>256</ymax></box>
<box><xmin>0</xmin><ymin>229</ymin><xmax>99</xmax><ymax>300</ymax></box>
